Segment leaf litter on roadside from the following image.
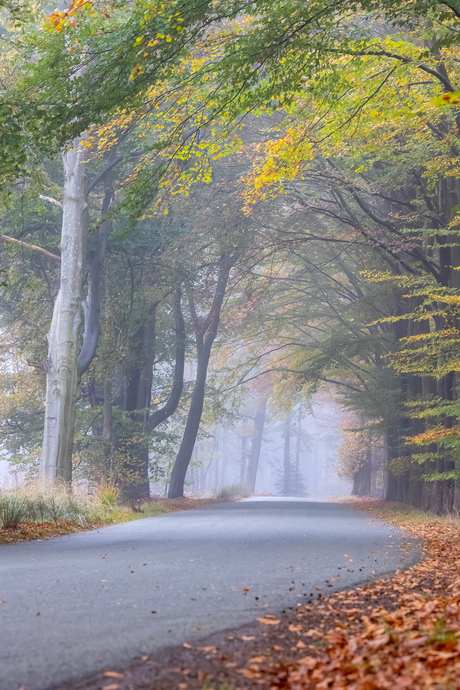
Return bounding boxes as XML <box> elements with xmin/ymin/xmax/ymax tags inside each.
<box><xmin>198</xmin><ymin>501</ymin><xmax>460</xmax><ymax>689</ymax></box>
<box><xmin>234</xmin><ymin>501</ymin><xmax>460</xmax><ymax>689</ymax></box>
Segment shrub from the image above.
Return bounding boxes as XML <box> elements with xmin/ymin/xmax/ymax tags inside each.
<box><xmin>0</xmin><ymin>482</ymin><xmax>120</xmax><ymax>530</ymax></box>
<box><xmin>218</xmin><ymin>482</ymin><xmax>250</xmax><ymax>500</ymax></box>
<box><xmin>98</xmin><ymin>483</ymin><xmax>120</xmax><ymax>508</ymax></box>
<box><xmin>0</xmin><ymin>493</ymin><xmax>29</xmax><ymax>529</ymax></box>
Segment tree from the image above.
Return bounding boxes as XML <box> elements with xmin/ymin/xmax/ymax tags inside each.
<box><xmin>245</xmin><ymin>388</ymin><xmax>270</xmax><ymax>493</ymax></box>
<box><xmin>168</xmin><ymin>252</ymin><xmax>237</xmax><ymax>498</ymax></box>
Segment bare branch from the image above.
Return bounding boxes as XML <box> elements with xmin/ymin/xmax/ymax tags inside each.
<box><xmin>39</xmin><ymin>194</ymin><xmax>63</xmax><ymax>209</ymax></box>
<box><xmin>0</xmin><ymin>235</ymin><xmax>61</xmax><ymax>263</ymax></box>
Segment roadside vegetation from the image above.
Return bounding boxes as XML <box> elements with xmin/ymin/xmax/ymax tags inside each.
<box><xmin>0</xmin><ymin>482</ymin><xmax>221</xmax><ymax>545</ymax></box>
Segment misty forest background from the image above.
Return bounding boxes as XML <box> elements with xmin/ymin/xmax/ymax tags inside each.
<box><xmin>1</xmin><ymin>0</ymin><xmax>460</xmax><ymax>511</ymax></box>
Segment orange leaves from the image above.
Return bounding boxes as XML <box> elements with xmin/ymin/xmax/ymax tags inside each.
<box><xmin>405</xmin><ymin>424</ymin><xmax>460</xmax><ymax>446</ymax></box>
<box><xmin>288</xmin><ymin>623</ymin><xmax>302</xmax><ymax>632</ymax></box>
<box><xmin>43</xmin><ymin>0</ymin><xmax>109</xmax><ymax>32</ymax></box>
<box><xmin>257</xmin><ymin>616</ymin><xmax>281</xmax><ymax>625</ymax></box>
<box><xmin>224</xmin><ymin>504</ymin><xmax>460</xmax><ymax>689</ymax></box>
<box><xmin>433</xmin><ymin>91</ymin><xmax>460</xmax><ymax>107</ymax></box>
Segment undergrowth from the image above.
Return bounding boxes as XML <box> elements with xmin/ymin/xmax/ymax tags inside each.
<box><xmin>0</xmin><ymin>484</ymin><xmax>222</xmax><ymax>544</ymax></box>
<box><xmin>0</xmin><ymin>482</ymin><xmax>125</xmax><ymax>531</ymax></box>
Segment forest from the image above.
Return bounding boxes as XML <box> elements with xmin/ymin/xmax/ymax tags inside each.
<box><xmin>1</xmin><ymin>0</ymin><xmax>460</xmax><ymax>512</ymax></box>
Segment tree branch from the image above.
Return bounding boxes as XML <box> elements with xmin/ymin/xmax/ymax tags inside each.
<box><xmin>0</xmin><ymin>234</ymin><xmax>61</xmax><ymax>263</ymax></box>
<box><xmin>39</xmin><ymin>194</ymin><xmax>63</xmax><ymax>209</ymax></box>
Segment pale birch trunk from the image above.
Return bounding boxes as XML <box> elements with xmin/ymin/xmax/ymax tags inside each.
<box><xmin>40</xmin><ymin>139</ymin><xmax>86</xmax><ymax>483</ymax></box>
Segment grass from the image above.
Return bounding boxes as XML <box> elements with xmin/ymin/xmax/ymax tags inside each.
<box><xmin>349</xmin><ymin>496</ymin><xmax>456</xmax><ymax>529</ymax></box>
<box><xmin>0</xmin><ymin>483</ymin><xmax>222</xmax><ymax>545</ymax></box>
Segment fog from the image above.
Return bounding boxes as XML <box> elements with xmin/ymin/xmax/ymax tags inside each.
<box><xmin>150</xmin><ymin>394</ymin><xmax>352</xmax><ymax>499</ymax></box>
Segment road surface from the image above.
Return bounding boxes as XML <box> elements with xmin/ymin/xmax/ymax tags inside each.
<box><xmin>0</xmin><ymin>497</ymin><xmax>420</xmax><ymax>690</ymax></box>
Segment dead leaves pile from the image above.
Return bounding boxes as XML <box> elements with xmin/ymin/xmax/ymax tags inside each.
<box><xmin>0</xmin><ymin>520</ymin><xmax>82</xmax><ymax>545</ymax></box>
<box><xmin>251</xmin><ymin>503</ymin><xmax>460</xmax><ymax>689</ymax></box>
<box><xmin>191</xmin><ymin>503</ymin><xmax>460</xmax><ymax>689</ymax></box>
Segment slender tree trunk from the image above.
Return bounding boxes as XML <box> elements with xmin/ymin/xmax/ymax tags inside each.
<box><xmin>295</xmin><ymin>406</ymin><xmax>302</xmax><ymax>491</ymax></box>
<box><xmin>118</xmin><ymin>310</ymin><xmax>156</xmax><ymax>500</ymax></box>
<box><xmin>41</xmin><ymin>140</ymin><xmax>86</xmax><ymax>483</ymax></box>
<box><xmin>168</xmin><ymin>338</ymin><xmax>213</xmax><ymax>498</ymax></box>
<box><xmin>149</xmin><ymin>289</ymin><xmax>186</xmax><ymax>430</ymax></box>
<box><xmin>245</xmin><ymin>395</ymin><xmax>268</xmax><ymax>493</ymax></box>
<box><xmin>168</xmin><ymin>253</ymin><xmax>235</xmax><ymax>498</ymax></box>
<box><xmin>240</xmin><ymin>435</ymin><xmax>247</xmax><ymax>483</ymax></box>
<box><xmin>214</xmin><ymin>429</ymin><xmax>220</xmax><ymax>493</ymax></box>
<box><xmin>283</xmin><ymin>413</ymin><xmax>291</xmax><ymax>495</ymax></box>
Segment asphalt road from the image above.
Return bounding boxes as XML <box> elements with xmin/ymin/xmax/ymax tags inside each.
<box><xmin>0</xmin><ymin>497</ymin><xmax>420</xmax><ymax>690</ymax></box>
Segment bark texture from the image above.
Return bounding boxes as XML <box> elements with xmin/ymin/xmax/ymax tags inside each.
<box><xmin>41</xmin><ymin>140</ymin><xmax>86</xmax><ymax>483</ymax></box>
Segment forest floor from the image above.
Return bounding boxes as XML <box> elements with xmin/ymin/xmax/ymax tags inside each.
<box><xmin>0</xmin><ymin>496</ymin><xmax>221</xmax><ymax>546</ymax></box>
<box><xmin>58</xmin><ymin>497</ymin><xmax>460</xmax><ymax>690</ymax></box>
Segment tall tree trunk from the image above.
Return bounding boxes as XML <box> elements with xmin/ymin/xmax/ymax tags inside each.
<box><xmin>245</xmin><ymin>394</ymin><xmax>268</xmax><ymax>493</ymax></box>
<box><xmin>214</xmin><ymin>428</ymin><xmax>220</xmax><ymax>492</ymax></box>
<box><xmin>295</xmin><ymin>406</ymin><xmax>302</xmax><ymax>491</ymax></box>
<box><xmin>283</xmin><ymin>413</ymin><xmax>291</xmax><ymax>495</ymax></box>
<box><xmin>41</xmin><ymin>140</ymin><xmax>86</xmax><ymax>483</ymax></box>
<box><xmin>118</xmin><ymin>310</ymin><xmax>156</xmax><ymax>500</ymax></box>
<box><xmin>77</xmin><ymin>184</ymin><xmax>113</xmax><ymax>376</ymax></box>
<box><xmin>115</xmin><ymin>291</ymin><xmax>186</xmax><ymax>499</ymax></box>
<box><xmin>352</xmin><ymin>454</ymin><xmax>372</xmax><ymax>495</ymax></box>
<box><xmin>168</xmin><ymin>336</ymin><xmax>214</xmax><ymax>498</ymax></box>
<box><xmin>168</xmin><ymin>253</ymin><xmax>235</xmax><ymax>498</ymax></box>
<box><xmin>149</xmin><ymin>288</ymin><xmax>186</xmax><ymax>430</ymax></box>
<box><xmin>240</xmin><ymin>435</ymin><xmax>247</xmax><ymax>483</ymax></box>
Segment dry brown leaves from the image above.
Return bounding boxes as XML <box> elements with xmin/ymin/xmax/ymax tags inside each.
<box><xmin>255</xmin><ymin>501</ymin><xmax>460</xmax><ymax>689</ymax></box>
<box><xmin>0</xmin><ymin>520</ymin><xmax>83</xmax><ymax>545</ymax></box>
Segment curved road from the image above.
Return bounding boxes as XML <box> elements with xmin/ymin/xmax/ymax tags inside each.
<box><xmin>0</xmin><ymin>498</ymin><xmax>420</xmax><ymax>690</ymax></box>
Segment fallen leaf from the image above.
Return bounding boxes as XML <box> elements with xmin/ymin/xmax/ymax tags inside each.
<box><xmin>240</xmin><ymin>669</ymin><xmax>261</xmax><ymax>678</ymax></box>
<box><xmin>104</xmin><ymin>672</ymin><xmax>124</xmax><ymax>678</ymax></box>
<box><xmin>257</xmin><ymin>617</ymin><xmax>280</xmax><ymax>625</ymax></box>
